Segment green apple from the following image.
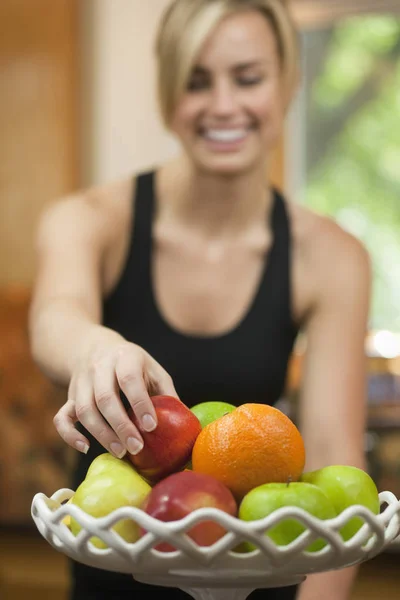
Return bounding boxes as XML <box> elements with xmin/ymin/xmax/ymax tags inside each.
<box><xmin>301</xmin><ymin>465</ymin><xmax>380</xmax><ymax>541</ymax></box>
<box><xmin>186</xmin><ymin>402</ymin><xmax>236</xmax><ymax>470</ymax></box>
<box><xmin>190</xmin><ymin>401</ymin><xmax>236</xmax><ymax>429</ymax></box>
<box><xmin>70</xmin><ymin>453</ymin><xmax>152</xmax><ymax>548</ymax></box>
<box><xmin>238</xmin><ymin>482</ymin><xmax>336</xmax><ymax>552</ymax></box>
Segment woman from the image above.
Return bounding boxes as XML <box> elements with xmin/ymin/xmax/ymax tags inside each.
<box><xmin>29</xmin><ymin>1</ymin><xmax>371</xmax><ymax>598</ymax></box>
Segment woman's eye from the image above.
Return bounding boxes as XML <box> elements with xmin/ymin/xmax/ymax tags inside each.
<box><xmin>237</xmin><ymin>77</ymin><xmax>263</xmax><ymax>87</ymax></box>
<box><xmin>187</xmin><ymin>78</ymin><xmax>209</xmax><ymax>91</ymax></box>
<box><xmin>186</xmin><ymin>74</ymin><xmax>264</xmax><ymax>91</ymax></box>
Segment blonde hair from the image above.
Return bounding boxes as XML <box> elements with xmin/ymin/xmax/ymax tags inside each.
<box><xmin>155</xmin><ymin>0</ymin><xmax>299</xmax><ymax>126</ymax></box>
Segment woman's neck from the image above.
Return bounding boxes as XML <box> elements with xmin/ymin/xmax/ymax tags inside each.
<box><xmin>159</xmin><ymin>156</ymin><xmax>274</xmax><ymax>240</ymax></box>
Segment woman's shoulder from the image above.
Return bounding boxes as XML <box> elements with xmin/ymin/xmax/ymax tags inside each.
<box><xmin>286</xmin><ymin>198</ymin><xmax>370</xmax><ymax>271</ymax></box>
<box><xmin>63</xmin><ymin>175</ymin><xmax>136</xmax><ymax>222</ymax></box>
<box><xmin>38</xmin><ymin>174</ymin><xmax>141</xmax><ymax>243</ymax></box>
<box><xmin>285</xmin><ymin>197</ymin><xmax>371</xmax><ymax>322</ymax></box>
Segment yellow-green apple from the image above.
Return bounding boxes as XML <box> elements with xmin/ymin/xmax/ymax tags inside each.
<box><xmin>238</xmin><ymin>482</ymin><xmax>336</xmax><ymax>552</ymax></box>
<box><xmin>70</xmin><ymin>453</ymin><xmax>151</xmax><ymax>548</ymax></box>
<box><xmin>301</xmin><ymin>465</ymin><xmax>380</xmax><ymax>540</ymax></box>
<box><xmin>85</xmin><ymin>450</ymin><xmax>124</xmax><ymax>478</ymax></box>
<box><xmin>140</xmin><ymin>470</ymin><xmax>238</xmax><ymax>552</ymax></box>
<box><xmin>127</xmin><ymin>395</ymin><xmax>202</xmax><ymax>483</ymax></box>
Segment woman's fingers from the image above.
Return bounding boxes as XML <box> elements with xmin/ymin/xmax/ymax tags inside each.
<box><xmin>92</xmin><ymin>360</ymin><xmax>144</xmax><ymax>455</ymax></box>
<box><xmin>53</xmin><ymin>397</ymin><xmax>90</xmax><ymax>454</ymax></box>
<box><xmin>54</xmin><ymin>343</ymin><xmax>179</xmax><ymax>458</ymax></box>
<box><xmin>152</xmin><ymin>367</ymin><xmax>179</xmax><ymax>399</ymax></box>
<box><xmin>115</xmin><ymin>347</ymin><xmax>158</xmax><ymax>433</ymax></box>
<box><xmin>74</xmin><ymin>373</ymin><xmax>127</xmax><ymax>458</ymax></box>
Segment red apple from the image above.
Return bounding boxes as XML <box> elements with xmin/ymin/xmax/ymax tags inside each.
<box><xmin>127</xmin><ymin>395</ymin><xmax>202</xmax><ymax>483</ymax></box>
<box><xmin>140</xmin><ymin>470</ymin><xmax>238</xmax><ymax>551</ymax></box>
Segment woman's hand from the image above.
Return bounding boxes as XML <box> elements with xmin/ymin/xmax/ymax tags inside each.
<box><xmin>53</xmin><ymin>340</ymin><xmax>178</xmax><ymax>458</ymax></box>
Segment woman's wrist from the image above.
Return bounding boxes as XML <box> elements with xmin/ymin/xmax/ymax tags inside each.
<box><xmin>68</xmin><ymin>324</ymin><xmax>126</xmax><ymax>379</ymax></box>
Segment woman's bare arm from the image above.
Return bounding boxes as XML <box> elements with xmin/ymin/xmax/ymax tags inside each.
<box><xmin>29</xmin><ymin>192</ymin><xmax>177</xmax><ymax>458</ymax></box>
<box><xmin>296</xmin><ymin>222</ymin><xmax>372</xmax><ymax>600</ymax></box>
<box><xmin>29</xmin><ymin>194</ymin><xmax>115</xmax><ymax>383</ymax></box>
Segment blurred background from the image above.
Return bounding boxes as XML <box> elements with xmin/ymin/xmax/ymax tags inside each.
<box><xmin>0</xmin><ymin>1</ymin><xmax>399</xmax><ymax>598</ymax></box>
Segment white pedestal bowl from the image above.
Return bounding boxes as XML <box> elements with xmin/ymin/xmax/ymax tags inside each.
<box><xmin>31</xmin><ymin>489</ymin><xmax>400</xmax><ymax>600</ymax></box>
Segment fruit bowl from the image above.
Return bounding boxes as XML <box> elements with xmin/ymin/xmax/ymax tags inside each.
<box><xmin>31</xmin><ymin>489</ymin><xmax>400</xmax><ymax>600</ymax></box>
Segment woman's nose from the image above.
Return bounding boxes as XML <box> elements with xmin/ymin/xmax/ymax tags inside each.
<box><xmin>209</xmin><ymin>81</ymin><xmax>238</xmax><ymax>117</ymax></box>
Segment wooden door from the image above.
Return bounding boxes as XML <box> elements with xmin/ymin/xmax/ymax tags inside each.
<box><xmin>0</xmin><ymin>0</ymin><xmax>78</xmax><ymax>525</ymax></box>
<box><xmin>0</xmin><ymin>0</ymin><xmax>79</xmax><ymax>285</ymax></box>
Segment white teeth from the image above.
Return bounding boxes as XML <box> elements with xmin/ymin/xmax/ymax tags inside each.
<box><xmin>204</xmin><ymin>129</ymin><xmax>247</xmax><ymax>143</ymax></box>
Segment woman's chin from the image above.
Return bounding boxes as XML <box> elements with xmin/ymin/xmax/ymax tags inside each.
<box><xmin>193</xmin><ymin>152</ymin><xmax>261</xmax><ymax>177</ymax></box>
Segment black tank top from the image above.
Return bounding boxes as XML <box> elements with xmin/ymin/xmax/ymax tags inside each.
<box><xmin>74</xmin><ymin>169</ymin><xmax>298</xmax><ymax>475</ymax></box>
<box><xmin>101</xmin><ymin>170</ymin><xmax>298</xmax><ymax>409</ymax></box>
<box><xmin>71</xmin><ymin>170</ymin><xmax>300</xmax><ymax>599</ymax></box>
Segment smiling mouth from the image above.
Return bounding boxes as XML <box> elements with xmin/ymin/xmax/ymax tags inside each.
<box><xmin>203</xmin><ymin>128</ymin><xmax>249</xmax><ymax>142</ymax></box>
<box><xmin>198</xmin><ymin>125</ymin><xmax>256</xmax><ymax>148</ymax></box>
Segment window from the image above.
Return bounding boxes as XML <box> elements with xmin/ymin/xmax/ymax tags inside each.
<box><xmin>286</xmin><ymin>11</ymin><xmax>400</xmax><ymax>332</ymax></box>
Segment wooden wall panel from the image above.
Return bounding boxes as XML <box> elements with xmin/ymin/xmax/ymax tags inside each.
<box><xmin>0</xmin><ymin>287</ymin><xmax>72</xmax><ymax>525</ymax></box>
<box><xmin>0</xmin><ymin>0</ymin><xmax>79</xmax><ymax>285</ymax></box>
<box><xmin>0</xmin><ymin>0</ymin><xmax>78</xmax><ymax>525</ymax></box>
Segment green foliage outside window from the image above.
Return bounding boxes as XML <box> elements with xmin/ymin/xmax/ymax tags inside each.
<box><xmin>303</xmin><ymin>16</ymin><xmax>400</xmax><ymax>331</ymax></box>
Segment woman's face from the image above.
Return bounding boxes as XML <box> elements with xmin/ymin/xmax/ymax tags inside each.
<box><xmin>170</xmin><ymin>10</ymin><xmax>286</xmax><ymax>176</ymax></box>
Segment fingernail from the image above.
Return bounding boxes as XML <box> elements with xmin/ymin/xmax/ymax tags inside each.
<box><xmin>76</xmin><ymin>441</ymin><xmax>89</xmax><ymax>454</ymax></box>
<box><xmin>142</xmin><ymin>414</ymin><xmax>157</xmax><ymax>432</ymax></box>
<box><xmin>110</xmin><ymin>442</ymin><xmax>126</xmax><ymax>459</ymax></box>
<box><xmin>127</xmin><ymin>437</ymin><xmax>144</xmax><ymax>455</ymax></box>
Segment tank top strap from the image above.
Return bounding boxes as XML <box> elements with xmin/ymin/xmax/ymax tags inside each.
<box><xmin>251</xmin><ymin>187</ymin><xmax>294</xmax><ymax>330</ymax></box>
<box><xmin>131</xmin><ymin>170</ymin><xmax>155</xmax><ymax>258</ymax></box>
<box><xmin>121</xmin><ymin>171</ymin><xmax>156</xmax><ymax>301</ymax></box>
<box><xmin>269</xmin><ymin>187</ymin><xmax>291</xmax><ymax>278</ymax></box>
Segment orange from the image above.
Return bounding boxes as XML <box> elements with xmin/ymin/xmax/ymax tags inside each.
<box><xmin>191</xmin><ymin>403</ymin><xmax>306</xmax><ymax>500</ymax></box>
